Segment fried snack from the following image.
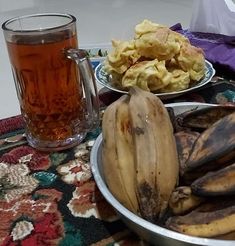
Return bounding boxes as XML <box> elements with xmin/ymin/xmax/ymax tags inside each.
<box><xmin>135</xmin><ymin>28</ymin><xmax>189</xmax><ymax>61</ymax></box>
<box><xmin>134</xmin><ymin>19</ymin><xmax>166</xmax><ymax>38</ymax></box>
<box><xmin>103</xmin><ymin>19</ymin><xmax>206</xmax><ymax>93</ymax></box>
<box><xmin>122</xmin><ymin>59</ymin><xmax>172</xmax><ymax>91</ymax></box>
<box><xmin>160</xmin><ymin>68</ymin><xmax>190</xmax><ymax>92</ymax></box>
<box><xmin>176</xmin><ymin>43</ymin><xmax>206</xmax><ymax>81</ymax></box>
<box><xmin>104</xmin><ymin>39</ymin><xmax>140</xmax><ymax>74</ymax></box>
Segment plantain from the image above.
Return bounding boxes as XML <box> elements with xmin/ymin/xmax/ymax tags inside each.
<box><xmin>185</xmin><ymin>112</ymin><xmax>235</xmax><ymax>172</ymax></box>
<box><xmin>102</xmin><ymin>95</ymin><xmax>139</xmax><ymax>214</ymax></box>
<box><xmin>129</xmin><ymin>86</ymin><xmax>179</xmax><ymax>221</ymax></box>
<box><xmin>166</xmin><ymin>198</ymin><xmax>235</xmax><ymax>238</ymax></box>
<box><xmin>191</xmin><ymin>162</ymin><xmax>235</xmax><ymax>196</ymax></box>
<box><xmin>182</xmin><ymin>150</ymin><xmax>235</xmax><ymax>184</ymax></box>
<box><xmin>216</xmin><ymin>231</ymin><xmax>235</xmax><ymax>240</ymax></box>
<box><xmin>169</xmin><ymin>186</ymin><xmax>204</xmax><ymax>215</ymax></box>
<box><xmin>178</xmin><ymin>105</ymin><xmax>235</xmax><ymax>130</ymax></box>
<box><xmin>174</xmin><ymin>130</ymin><xmax>200</xmax><ymax>177</ymax></box>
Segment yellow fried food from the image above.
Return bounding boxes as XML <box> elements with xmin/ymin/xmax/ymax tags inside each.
<box><xmin>160</xmin><ymin>69</ymin><xmax>190</xmax><ymax>92</ymax></box>
<box><xmin>135</xmin><ymin>28</ymin><xmax>189</xmax><ymax>61</ymax></box>
<box><xmin>104</xmin><ymin>39</ymin><xmax>140</xmax><ymax>74</ymax></box>
<box><xmin>134</xmin><ymin>19</ymin><xmax>166</xmax><ymax>38</ymax></box>
<box><xmin>103</xmin><ymin>19</ymin><xmax>206</xmax><ymax>93</ymax></box>
<box><xmin>176</xmin><ymin>43</ymin><xmax>206</xmax><ymax>81</ymax></box>
<box><xmin>122</xmin><ymin>59</ymin><xmax>172</xmax><ymax>91</ymax></box>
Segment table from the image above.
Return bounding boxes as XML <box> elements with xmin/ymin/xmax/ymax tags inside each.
<box><xmin>0</xmin><ymin>76</ymin><xmax>234</xmax><ymax>246</ymax></box>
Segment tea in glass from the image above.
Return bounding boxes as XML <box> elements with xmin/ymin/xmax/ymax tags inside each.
<box><xmin>2</xmin><ymin>13</ymin><xmax>99</xmax><ymax>151</ymax></box>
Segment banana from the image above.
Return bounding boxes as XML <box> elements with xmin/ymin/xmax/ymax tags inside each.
<box><xmin>174</xmin><ymin>130</ymin><xmax>200</xmax><ymax>177</ymax></box>
<box><xmin>102</xmin><ymin>94</ymin><xmax>139</xmax><ymax>214</ymax></box>
<box><xmin>166</xmin><ymin>199</ymin><xmax>235</xmax><ymax>237</ymax></box>
<box><xmin>186</xmin><ymin>112</ymin><xmax>235</xmax><ymax>172</ymax></box>
<box><xmin>191</xmin><ymin>162</ymin><xmax>235</xmax><ymax>196</ymax></box>
<box><xmin>129</xmin><ymin>86</ymin><xmax>179</xmax><ymax>221</ymax></box>
<box><xmin>182</xmin><ymin>149</ymin><xmax>235</xmax><ymax>185</ymax></box>
<box><xmin>169</xmin><ymin>186</ymin><xmax>204</xmax><ymax>215</ymax></box>
<box><xmin>179</xmin><ymin>105</ymin><xmax>235</xmax><ymax>130</ymax></box>
<box><xmin>115</xmin><ymin>94</ymin><xmax>139</xmax><ymax>214</ymax></box>
<box><xmin>216</xmin><ymin>231</ymin><xmax>235</xmax><ymax>240</ymax></box>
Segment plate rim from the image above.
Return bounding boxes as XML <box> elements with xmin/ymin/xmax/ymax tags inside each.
<box><xmin>95</xmin><ymin>60</ymin><xmax>215</xmax><ymax>97</ymax></box>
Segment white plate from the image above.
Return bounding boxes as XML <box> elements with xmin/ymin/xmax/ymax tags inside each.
<box><xmin>95</xmin><ymin>60</ymin><xmax>215</xmax><ymax>100</ymax></box>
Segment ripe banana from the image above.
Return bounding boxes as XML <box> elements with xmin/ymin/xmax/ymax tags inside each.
<box><xmin>166</xmin><ymin>199</ymin><xmax>235</xmax><ymax>237</ymax></box>
<box><xmin>129</xmin><ymin>86</ymin><xmax>179</xmax><ymax>221</ymax></box>
<box><xmin>169</xmin><ymin>186</ymin><xmax>204</xmax><ymax>215</ymax></box>
<box><xmin>179</xmin><ymin>105</ymin><xmax>235</xmax><ymax>130</ymax></box>
<box><xmin>102</xmin><ymin>86</ymin><xmax>179</xmax><ymax>222</ymax></box>
<box><xmin>186</xmin><ymin>112</ymin><xmax>235</xmax><ymax>171</ymax></box>
<box><xmin>174</xmin><ymin>130</ymin><xmax>200</xmax><ymax>176</ymax></box>
<box><xmin>191</xmin><ymin>162</ymin><xmax>235</xmax><ymax>196</ymax></box>
<box><xmin>102</xmin><ymin>94</ymin><xmax>139</xmax><ymax>214</ymax></box>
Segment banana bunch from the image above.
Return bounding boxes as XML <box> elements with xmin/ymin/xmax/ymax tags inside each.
<box><xmin>102</xmin><ymin>86</ymin><xmax>179</xmax><ymax>222</ymax></box>
<box><xmin>167</xmin><ymin>106</ymin><xmax>235</xmax><ymax>239</ymax></box>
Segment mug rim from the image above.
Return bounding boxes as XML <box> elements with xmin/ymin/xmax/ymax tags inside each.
<box><xmin>2</xmin><ymin>12</ymin><xmax>76</xmax><ymax>33</ymax></box>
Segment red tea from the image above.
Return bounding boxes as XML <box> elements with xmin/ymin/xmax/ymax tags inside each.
<box><xmin>7</xmin><ymin>32</ymin><xmax>84</xmax><ymax>141</ymax></box>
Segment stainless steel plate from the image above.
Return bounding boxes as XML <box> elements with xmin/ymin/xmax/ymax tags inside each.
<box><xmin>90</xmin><ymin>102</ymin><xmax>234</xmax><ymax>246</ymax></box>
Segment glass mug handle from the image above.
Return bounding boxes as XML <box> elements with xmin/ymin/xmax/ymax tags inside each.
<box><xmin>65</xmin><ymin>49</ymin><xmax>100</xmax><ymax>131</ymax></box>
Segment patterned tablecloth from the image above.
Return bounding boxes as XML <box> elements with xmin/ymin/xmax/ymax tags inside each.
<box><xmin>0</xmin><ymin>77</ymin><xmax>234</xmax><ymax>246</ymax></box>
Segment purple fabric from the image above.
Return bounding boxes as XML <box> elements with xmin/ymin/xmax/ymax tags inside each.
<box><xmin>171</xmin><ymin>23</ymin><xmax>235</xmax><ymax>77</ymax></box>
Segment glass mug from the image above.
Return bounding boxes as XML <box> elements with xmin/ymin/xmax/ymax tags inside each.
<box><xmin>2</xmin><ymin>13</ymin><xmax>99</xmax><ymax>151</ymax></box>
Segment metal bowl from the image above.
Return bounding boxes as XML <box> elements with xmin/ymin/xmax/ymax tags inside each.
<box><xmin>90</xmin><ymin>102</ymin><xmax>234</xmax><ymax>246</ymax></box>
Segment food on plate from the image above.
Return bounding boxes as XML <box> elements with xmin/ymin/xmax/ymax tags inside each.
<box><xmin>102</xmin><ymin>87</ymin><xmax>179</xmax><ymax>222</ymax></box>
<box><xmin>191</xmin><ymin>163</ymin><xmax>235</xmax><ymax>196</ymax></box>
<box><xmin>185</xmin><ymin>111</ymin><xmax>235</xmax><ymax>172</ymax></box>
<box><xmin>166</xmin><ymin>199</ymin><xmax>235</xmax><ymax>238</ymax></box>
<box><xmin>102</xmin><ymin>95</ymin><xmax>139</xmax><ymax>214</ymax></box>
<box><xmin>174</xmin><ymin>130</ymin><xmax>200</xmax><ymax>176</ymax></box>
<box><xmin>159</xmin><ymin>68</ymin><xmax>190</xmax><ymax>92</ymax></box>
<box><xmin>134</xmin><ymin>19</ymin><xmax>166</xmax><ymax>38</ymax></box>
<box><xmin>104</xmin><ymin>39</ymin><xmax>140</xmax><ymax>74</ymax></box>
<box><xmin>169</xmin><ymin>186</ymin><xmax>204</xmax><ymax>215</ymax></box>
<box><xmin>135</xmin><ymin>27</ymin><xmax>188</xmax><ymax>61</ymax></box>
<box><xmin>122</xmin><ymin>59</ymin><xmax>172</xmax><ymax>91</ymax></box>
<box><xmin>101</xmin><ymin>91</ymin><xmax>235</xmax><ymax>239</ymax></box>
<box><xmin>178</xmin><ymin>104</ymin><xmax>235</xmax><ymax>130</ymax></box>
<box><xmin>104</xmin><ymin>19</ymin><xmax>206</xmax><ymax>93</ymax></box>
<box><xmin>176</xmin><ymin>42</ymin><xmax>206</xmax><ymax>81</ymax></box>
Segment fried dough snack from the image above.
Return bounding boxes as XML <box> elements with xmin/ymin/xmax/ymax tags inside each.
<box><xmin>176</xmin><ymin>43</ymin><xmax>206</xmax><ymax>81</ymax></box>
<box><xmin>135</xmin><ymin>28</ymin><xmax>189</xmax><ymax>61</ymax></box>
<box><xmin>134</xmin><ymin>19</ymin><xmax>166</xmax><ymax>38</ymax></box>
<box><xmin>122</xmin><ymin>59</ymin><xmax>172</xmax><ymax>91</ymax></box>
<box><xmin>104</xmin><ymin>20</ymin><xmax>206</xmax><ymax>93</ymax></box>
<box><xmin>160</xmin><ymin>69</ymin><xmax>190</xmax><ymax>92</ymax></box>
<box><xmin>104</xmin><ymin>39</ymin><xmax>140</xmax><ymax>74</ymax></box>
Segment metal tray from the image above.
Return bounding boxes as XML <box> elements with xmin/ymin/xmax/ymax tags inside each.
<box><xmin>90</xmin><ymin>102</ymin><xmax>234</xmax><ymax>246</ymax></box>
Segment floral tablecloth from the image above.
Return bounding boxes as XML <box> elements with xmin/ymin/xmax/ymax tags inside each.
<box><xmin>0</xmin><ymin>76</ymin><xmax>234</xmax><ymax>246</ymax></box>
<box><xmin>0</xmin><ymin>117</ymin><xmax>142</xmax><ymax>246</ymax></box>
